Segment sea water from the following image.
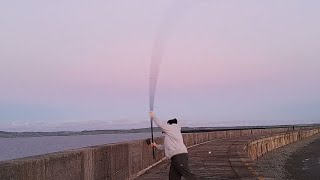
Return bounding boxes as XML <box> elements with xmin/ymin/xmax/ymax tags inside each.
<box><xmin>0</xmin><ymin>132</ymin><xmax>162</xmax><ymax>161</ymax></box>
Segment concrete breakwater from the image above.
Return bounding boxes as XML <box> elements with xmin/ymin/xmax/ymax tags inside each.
<box><xmin>0</xmin><ymin>126</ymin><xmax>318</xmax><ymax>180</ymax></box>
<box><xmin>247</xmin><ymin>128</ymin><xmax>320</xmax><ymax>160</ymax></box>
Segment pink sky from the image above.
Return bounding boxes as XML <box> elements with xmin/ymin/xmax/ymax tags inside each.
<box><xmin>0</xmin><ymin>0</ymin><xmax>320</xmax><ymax>131</ymax></box>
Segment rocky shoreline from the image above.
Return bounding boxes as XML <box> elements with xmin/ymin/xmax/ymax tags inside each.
<box><xmin>256</xmin><ymin>133</ymin><xmax>320</xmax><ymax>180</ymax></box>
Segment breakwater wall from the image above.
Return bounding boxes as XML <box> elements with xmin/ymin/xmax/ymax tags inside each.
<box><xmin>0</xmin><ymin>126</ymin><xmax>318</xmax><ymax>180</ymax></box>
<box><xmin>247</xmin><ymin>128</ymin><xmax>320</xmax><ymax>160</ymax></box>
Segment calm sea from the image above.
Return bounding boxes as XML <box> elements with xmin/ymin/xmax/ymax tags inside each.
<box><xmin>0</xmin><ymin>132</ymin><xmax>162</xmax><ymax>162</ymax></box>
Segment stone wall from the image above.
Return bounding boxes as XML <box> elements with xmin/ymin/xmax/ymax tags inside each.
<box><xmin>247</xmin><ymin>128</ymin><xmax>320</xmax><ymax>160</ymax></box>
<box><xmin>0</xmin><ymin>126</ymin><xmax>312</xmax><ymax>180</ymax></box>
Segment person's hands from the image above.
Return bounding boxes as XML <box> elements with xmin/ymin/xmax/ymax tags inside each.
<box><xmin>149</xmin><ymin>111</ymin><xmax>155</xmax><ymax>119</ymax></box>
<box><xmin>151</xmin><ymin>142</ymin><xmax>157</xmax><ymax>148</ymax></box>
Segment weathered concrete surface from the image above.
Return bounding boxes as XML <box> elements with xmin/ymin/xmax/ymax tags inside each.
<box><xmin>0</xmin><ymin>127</ymin><xmax>317</xmax><ymax>180</ymax></box>
<box><xmin>285</xmin><ymin>134</ymin><xmax>320</xmax><ymax>179</ymax></box>
<box><xmin>254</xmin><ymin>133</ymin><xmax>320</xmax><ymax>179</ymax></box>
<box><xmin>247</xmin><ymin>128</ymin><xmax>320</xmax><ymax>160</ymax></box>
<box><xmin>137</xmin><ymin>135</ymin><xmax>267</xmax><ymax>180</ymax></box>
<box><xmin>0</xmin><ymin>150</ymin><xmax>85</xmax><ymax>180</ymax></box>
<box><xmin>137</xmin><ymin>128</ymin><xmax>320</xmax><ymax>180</ymax></box>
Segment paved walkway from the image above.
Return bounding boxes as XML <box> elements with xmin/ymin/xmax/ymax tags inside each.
<box><xmin>137</xmin><ymin>134</ymin><xmax>268</xmax><ymax>180</ymax></box>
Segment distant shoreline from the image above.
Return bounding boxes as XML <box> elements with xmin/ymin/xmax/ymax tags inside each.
<box><xmin>0</xmin><ymin>127</ymin><xmax>162</xmax><ymax>138</ymax></box>
<box><xmin>1</xmin><ymin>124</ymin><xmax>319</xmax><ymax>138</ymax></box>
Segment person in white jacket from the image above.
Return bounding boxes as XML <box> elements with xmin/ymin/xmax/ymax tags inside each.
<box><xmin>149</xmin><ymin>111</ymin><xmax>198</xmax><ymax>180</ymax></box>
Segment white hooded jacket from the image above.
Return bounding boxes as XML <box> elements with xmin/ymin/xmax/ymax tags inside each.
<box><xmin>153</xmin><ymin>115</ymin><xmax>188</xmax><ymax>159</ymax></box>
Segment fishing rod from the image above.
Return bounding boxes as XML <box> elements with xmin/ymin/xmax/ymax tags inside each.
<box><xmin>149</xmin><ymin>70</ymin><xmax>159</xmax><ymax>159</ymax></box>
<box><xmin>149</xmin><ymin>1</ymin><xmax>194</xmax><ymax>159</ymax></box>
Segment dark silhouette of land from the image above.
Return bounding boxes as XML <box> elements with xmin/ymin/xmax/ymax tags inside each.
<box><xmin>0</xmin><ymin>124</ymin><xmax>318</xmax><ymax>138</ymax></box>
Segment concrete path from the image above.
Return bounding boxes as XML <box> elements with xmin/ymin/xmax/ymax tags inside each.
<box><xmin>136</xmin><ymin>134</ymin><xmax>267</xmax><ymax>180</ymax></box>
<box><xmin>286</xmin><ymin>134</ymin><xmax>320</xmax><ymax>180</ymax></box>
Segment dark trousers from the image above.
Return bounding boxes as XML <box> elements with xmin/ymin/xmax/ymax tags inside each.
<box><xmin>169</xmin><ymin>153</ymin><xmax>198</xmax><ymax>180</ymax></box>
